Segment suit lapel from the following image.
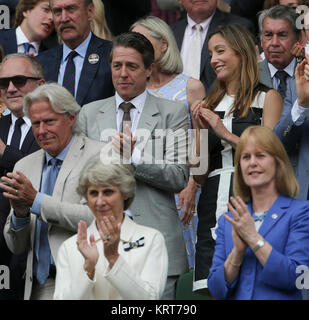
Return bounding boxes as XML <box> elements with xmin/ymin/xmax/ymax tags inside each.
<box><xmin>135</xmin><ymin>94</ymin><xmax>159</xmax><ymax>148</ymax></box>
<box><xmin>251</xmin><ymin>195</ymin><xmax>292</xmax><ymax>238</ymax></box>
<box><xmin>76</xmin><ymin>35</ymin><xmax>101</xmax><ymax>105</ymax></box>
<box><xmin>53</xmin><ymin>135</ymin><xmax>84</xmax><ymax>196</ymax></box>
<box><xmin>45</xmin><ymin>46</ymin><xmax>63</xmax><ymax>82</ymax></box>
<box><xmin>97</xmin><ymin>99</ymin><xmax>117</xmax><ymax>141</ymax></box>
<box><xmin>0</xmin><ymin>115</ymin><xmax>11</xmax><ymax>143</ymax></box>
<box><xmin>31</xmin><ymin>150</ymin><xmax>45</xmax><ymax>190</ymax></box>
<box><xmin>259</xmin><ymin>59</ymin><xmax>273</xmax><ymax>88</ymax></box>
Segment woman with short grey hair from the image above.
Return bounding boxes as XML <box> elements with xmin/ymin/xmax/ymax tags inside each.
<box><xmin>54</xmin><ymin>159</ymin><xmax>168</xmax><ymax>300</ymax></box>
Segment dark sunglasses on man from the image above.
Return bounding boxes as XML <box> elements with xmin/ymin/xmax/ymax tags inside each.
<box><xmin>0</xmin><ymin>75</ymin><xmax>41</xmax><ymax>90</ymax></box>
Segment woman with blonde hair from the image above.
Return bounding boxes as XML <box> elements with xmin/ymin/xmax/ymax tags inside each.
<box><xmin>190</xmin><ymin>24</ymin><xmax>283</xmax><ymax>293</ymax></box>
<box><xmin>90</xmin><ymin>0</ymin><xmax>113</xmax><ymax>41</ymax></box>
<box><xmin>208</xmin><ymin>126</ymin><xmax>309</xmax><ymax>299</ymax></box>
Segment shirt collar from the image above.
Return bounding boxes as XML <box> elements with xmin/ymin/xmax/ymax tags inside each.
<box><xmin>10</xmin><ymin>113</ymin><xmax>31</xmax><ymax>127</ymax></box>
<box><xmin>45</xmin><ymin>135</ymin><xmax>75</xmax><ymax>164</ymax></box>
<box><xmin>16</xmin><ymin>26</ymin><xmax>40</xmax><ymax>53</ymax></box>
<box><xmin>62</xmin><ymin>31</ymin><xmax>92</xmax><ymax>61</ymax></box>
<box><xmin>268</xmin><ymin>58</ymin><xmax>296</xmax><ymax>78</ymax></box>
<box><xmin>115</xmin><ymin>90</ymin><xmax>147</xmax><ymax>114</ymax></box>
<box><xmin>186</xmin><ymin>13</ymin><xmax>214</xmax><ymax>34</ymax></box>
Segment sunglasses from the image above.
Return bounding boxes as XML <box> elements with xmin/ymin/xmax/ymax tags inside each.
<box><xmin>0</xmin><ymin>75</ymin><xmax>41</xmax><ymax>90</ymax></box>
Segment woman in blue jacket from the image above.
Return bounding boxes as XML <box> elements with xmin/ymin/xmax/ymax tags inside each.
<box><xmin>208</xmin><ymin>126</ymin><xmax>309</xmax><ymax>299</ymax></box>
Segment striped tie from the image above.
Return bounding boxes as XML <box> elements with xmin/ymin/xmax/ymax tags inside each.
<box><xmin>63</xmin><ymin>51</ymin><xmax>78</xmax><ymax>96</ymax></box>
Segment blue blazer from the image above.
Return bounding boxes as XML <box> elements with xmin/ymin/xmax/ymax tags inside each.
<box><xmin>0</xmin><ymin>28</ymin><xmax>55</xmax><ymax>56</ymax></box>
<box><xmin>36</xmin><ymin>34</ymin><xmax>115</xmax><ymax>106</ymax></box>
<box><xmin>208</xmin><ymin>195</ymin><xmax>309</xmax><ymax>300</ymax></box>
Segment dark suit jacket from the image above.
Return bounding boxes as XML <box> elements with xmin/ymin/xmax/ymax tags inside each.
<box><xmin>0</xmin><ymin>28</ymin><xmax>57</xmax><ymax>56</ymax></box>
<box><xmin>36</xmin><ymin>34</ymin><xmax>115</xmax><ymax>106</ymax></box>
<box><xmin>0</xmin><ymin>114</ymin><xmax>40</xmax><ymax>267</ymax></box>
<box><xmin>170</xmin><ymin>9</ymin><xmax>255</xmax><ymax>94</ymax></box>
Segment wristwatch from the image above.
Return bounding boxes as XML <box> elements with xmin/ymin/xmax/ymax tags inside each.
<box><xmin>252</xmin><ymin>239</ymin><xmax>265</xmax><ymax>253</ymax></box>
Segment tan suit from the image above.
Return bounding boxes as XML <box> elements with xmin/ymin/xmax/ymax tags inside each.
<box><xmin>4</xmin><ymin>135</ymin><xmax>104</xmax><ymax>300</ymax></box>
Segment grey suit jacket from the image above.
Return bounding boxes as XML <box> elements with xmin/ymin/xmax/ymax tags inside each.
<box><xmin>274</xmin><ymin>80</ymin><xmax>308</xmax><ymax>199</ymax></box>
<box><xmin>4</xmin><ymin>135</ymin><xmax>104</xmax><ymax>300</ymax></box>
<box><xmin>78</xmin><ymin>93</ymin><xmax>190</xmax><ymax>276</ymax></box>
<box><xmin>259</xmin><ymin>59</ymin><xmax>273</xmax><ymax>89</ymax></box>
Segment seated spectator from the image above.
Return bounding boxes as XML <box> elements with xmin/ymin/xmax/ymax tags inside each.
<box><xmin>0</xmin><ymin>0</ymin><xmax>56</xmax><ymax>56</ymax></box>
<box><xmin>208</xmin><ymin>125</ymin><xmax>309</xmax><ymax>300</ymax></box>
<box><xmin>131</xmin><ymin>15</ymin><xmax>206</xmax><ymax>269</ymax></box>
<box><xmin>54</xmin><ymin>159</ymin><xmax>168</xmax><ymax>299</ymax></box>
<box><xmin>190</xmin><ymin>24</ymin><xmax>282</xmax><ymax>293</ymax></box>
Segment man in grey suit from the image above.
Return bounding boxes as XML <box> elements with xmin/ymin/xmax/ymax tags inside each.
<box><xmin>1</xmin><ymin>83</ymin><xmax>103</xmax><ymax>300</ymax></box>
<box><xmin>258</xmin><ymin>5</ymin><xmax>301</xmax><ymax>99</ymax></box>
<box><xmin>78</xmin><ymin>32</ymin><xmax>190</xmax><ymax>299</ymax></box>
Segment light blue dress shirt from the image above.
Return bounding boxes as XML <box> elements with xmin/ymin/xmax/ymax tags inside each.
<box><xmin>58</xmin><ymin>32</ymin><xmax>92</xmax><ymax>97</ymax></box>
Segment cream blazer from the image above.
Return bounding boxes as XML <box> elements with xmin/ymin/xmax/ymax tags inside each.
<box><xmin>53</xmin><ymin>215</ymin><xmax>168</xmax><ymax>300</ymax></box>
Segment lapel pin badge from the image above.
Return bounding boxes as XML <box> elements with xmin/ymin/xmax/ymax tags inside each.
<box><xmin>88</xmin><ymin>53</ymin><xmax>99</xmax><ymax>64</ymax></box>
<box><xmin>272</xmin><ymin>213</ymin><xmax>278</xmax><ymax>219</ymax></box>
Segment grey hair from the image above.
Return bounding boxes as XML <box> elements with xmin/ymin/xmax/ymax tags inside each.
<box><xmin>77</xmin><ymin>158</ymin><xmax>136</xmax><ymax>210</ymax></box>
<box><xmin>23</xmin><ymin>82</ymin><xmax>81</xmax><ymax>133</ymax></box>
<box><xmin>130</xmin><ymin>16</ymin><xmax>183</xmax><ymax>74</ymax></box>
<box><xmin>258</xmin><ymin>5</ymin><xmax>300</xmax><ymax>39</ymax></box>
<box><xmin>0</xmin><ymin>53</ymin><xmax>44</xmax><ymax>78</ymax></box>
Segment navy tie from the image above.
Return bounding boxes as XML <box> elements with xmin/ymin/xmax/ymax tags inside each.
<box><xmin>10</xmin><ymin>118</ymin><xmax>25</xmax><ymax>150</ymax></box>
<box><xmin>24</xmin><ymin>42</ymin><xmax>34</xmax><ymax>54</ymax></box>
<box><xmin>275</xmin><ymin>70</ymin><xmax>288</xmax><ymax>100</ymax></box>
<box><xmin>35</xmin><ymin>158</ymin><xmax>62</xmax><ymax>285</ymax></box>
<box><xmin>62</xmin><ymin>51</ymin><xmax>78</xmax><ymax>96</ymax></box>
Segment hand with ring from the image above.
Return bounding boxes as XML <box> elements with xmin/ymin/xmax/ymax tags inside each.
<box><xmin>98</xmin><ymin>216</ymin><xmax>121</xmax><ymax>269</ymax></box>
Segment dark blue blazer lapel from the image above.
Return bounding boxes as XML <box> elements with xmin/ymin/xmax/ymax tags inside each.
<box><xmin>0</xmin><ymin>29</ymin><xmax>18</xmax><ymax>55</ymax></box>
<box><xmin>0</xmin><ymin>115</ymin><xmax>12</xmax><ymax>144</ymax></box>
<box><xmin>38</xmin><ymin>45</ymin><xmax>63</xmax><ymax>82</ymax></box>
<box><xmin>76</xmin><ymin>34</ymin><xmax>110</xmax><ymax>106</ymax></box>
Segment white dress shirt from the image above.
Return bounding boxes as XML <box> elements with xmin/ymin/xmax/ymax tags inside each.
<box><xmin>7</xmin><ymin>113</ymin><xmax>32</xmax><ymax>149</ymax></box>
<box><xmin>16</xmin><ymin>26</ymin><xmax>40</xmax><ymax>56</ymax></box>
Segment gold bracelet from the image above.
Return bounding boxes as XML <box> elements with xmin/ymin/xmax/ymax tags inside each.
<box><xmin>229</xmin><ymin>260</ymin><xmax>242</xmax><ymax>268</ymax></box>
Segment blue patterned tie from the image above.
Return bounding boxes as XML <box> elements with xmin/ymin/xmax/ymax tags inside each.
<box><xmin>24</xmin><ymin>42</ymin><xmax>34</xmax><ymax>54</ymax></box>
<box><xmin>275</xmin><ymin>70</ymin><xmax>288</xmax><ymax>100</ymax></box>
<box><xmin>62</xmin><ymin>51</ymin><xmax>78</xmax><ymax>96</ymax></box>
<box><xmin>35</xmin><ymin>158</ymin><xmax>62</xmax><ymax>285</ymax></box>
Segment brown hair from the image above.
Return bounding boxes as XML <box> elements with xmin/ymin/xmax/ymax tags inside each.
<box><xmin>204</xmin><ymin>24</ymin><xmax>262</xmax><ymax>118</ymax></box>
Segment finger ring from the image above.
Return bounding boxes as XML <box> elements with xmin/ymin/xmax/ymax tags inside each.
<box><xmin>234</xmin><ymin>216</ymin><xmax>240</xmax><ymax>222</ymax></box>
<box><xmin>15</xmin><ymin>189</ymin><xmax>18</xmax><ymax>195</ymax></box>
<box><xmin>76</xmin><ymin>240</ymin><xmax>80</xmax><ymax>246</ymax></box>
<box><xmin>104</xmin><ymin>235</ymin><xmax>112</xmax><ymax>241</ymax></box>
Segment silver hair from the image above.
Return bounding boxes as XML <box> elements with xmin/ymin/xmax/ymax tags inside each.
<box><xmin>77</xmin><ymin>158</ymin><xmax>136</xmax><ymax>210</ymax></box>
<box><xmin>130</xmin><ymin>16</ymin><xmax>183</xmax><ymax>74</ymax></box>
<box><xmin>258</xmin><ymin>5</ymin><xmax>300</xmax><ymax>39</ymax></box>
<box><xmin>0</xmin><ymin>53</ymin><xmax>44</xmax><ymax>78</ymax></box>
<box><xmin>23</xmin><ymin>82</ymin><xmax>81</xmax><ymax>133</ymax></box>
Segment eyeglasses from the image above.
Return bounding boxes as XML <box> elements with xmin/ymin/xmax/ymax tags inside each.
<box><xmin>0</xmin><ymin>75</ymin><xmax>41</xmax><ymax>90</ymax></box>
